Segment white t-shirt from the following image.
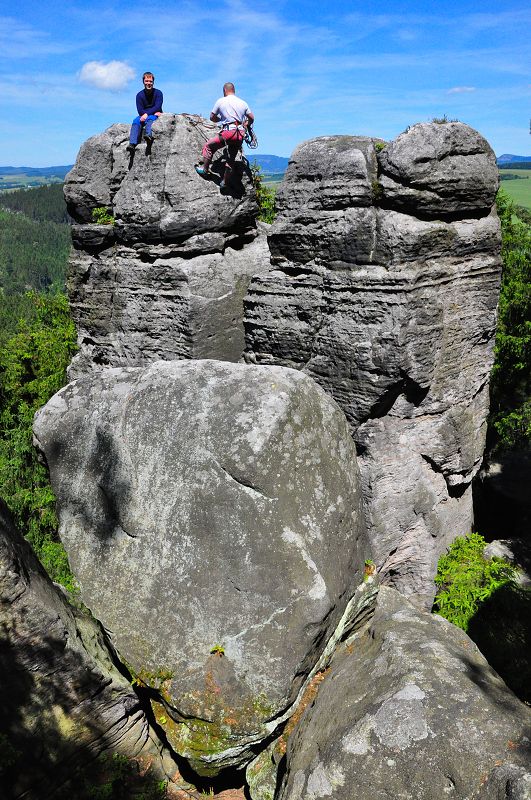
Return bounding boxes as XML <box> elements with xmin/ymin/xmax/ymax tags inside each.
<box><xmin>211</xmin><ymin>95</ymin><xmax>252</xmax><ymax>126</ymax></box>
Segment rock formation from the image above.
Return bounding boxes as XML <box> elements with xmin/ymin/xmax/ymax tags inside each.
<box><xmin>24</xmin><ymin>118</ymin><xmax>529</xmax><ymax>798</ymax></box>
<box><xmin>33</xmin><ymin>359</ymin><xmax>373</xmax><ymax>775</ymax></box>
<box><xmin>278</xmin><ymin>587</ymin><xmax>531</xmax><ymax>800</ymax></box>
<box><xmin>0</xmin><ymin>501</ymin><xmax>178</xmax><ymax>799</ymax></box>
<box><xmin>64</xmin><ymin>114</ymin><xmax>270</xmax><ymax>378</ymax></box>
<box><xmin>244</xmin><ymin>123</ymin><xmax>501</xmax><ymax>607</ymax></box>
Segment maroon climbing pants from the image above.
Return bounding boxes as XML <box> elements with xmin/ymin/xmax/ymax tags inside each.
<box><xmin>202</xmin><ymin>128</ymin><xmax>244</xmax><ymax>168</ymax></box>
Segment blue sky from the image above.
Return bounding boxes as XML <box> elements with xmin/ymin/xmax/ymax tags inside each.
<box><xmin>2</xmin><ymin>0</ymin><xmax>530</xmax><ymax>166</ymax></box>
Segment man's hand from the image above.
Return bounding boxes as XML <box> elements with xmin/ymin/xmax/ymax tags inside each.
<box><xmin>154</xmin><ymin>112</ymin><xmax>162</xmax><ymax>117</ymax></box>
<box><xmin>140</xmin><ymin>113</ymin><xmax>148</xmax><ymax>122</ymax></box>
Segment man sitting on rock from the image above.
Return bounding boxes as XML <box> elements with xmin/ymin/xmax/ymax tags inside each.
<box><xmin>126</xmin><ymin>72</ymin><xmax>163</xmax><ymax>153</ymax></box>
<box><xmin>195</xmin><ymin>82</ymin><xmax>254</xmax><ymax>188</ymax></box>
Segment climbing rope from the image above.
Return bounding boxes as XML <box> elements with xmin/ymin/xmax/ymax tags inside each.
<box><xmin>244</xmin><ymin>125</ymin><xmax>258</xmax><ymax>149</ymax></box>
<box><xmin>181</xmin><ymin>113</ymin><xmax>211</xmax><ymax>143</ymax></box>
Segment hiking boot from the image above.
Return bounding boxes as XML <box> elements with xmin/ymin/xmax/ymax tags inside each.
<box><xmin>195</xmin><ymin>166</ymin><xmax>210</xmax><ymax>178</ymax></box>
<box><xmin>126</xmin><ymin>143</ymin><xmax>136</xmax><ymax>153</ymax></box>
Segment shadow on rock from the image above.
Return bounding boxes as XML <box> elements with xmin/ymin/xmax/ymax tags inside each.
<box><xmin>467</xmin><ymin>582</ymin><xmax>531</xmax><ymax>704</ymax></box>
<box><xmin>209</xmin><ymin>152</ymin><xmax>251</xmax><ymax>200</ymax></box>
<box><xmin>0</xmin><ymin>500</ymin><xmax>172</xmax><ymax>800</ymax></box>
<box><xmin>473</xmin><ymin>447</ymin><xmax>531</xmax><ymax>544</ymax></box>
<box><xmin>0</xmin><ymin>614</ymin><xmax>165</xmax><ymax>800</ymax></box>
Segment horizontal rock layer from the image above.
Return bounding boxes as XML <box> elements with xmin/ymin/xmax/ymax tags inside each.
<box><xmin>244</xmin><ymin>123</ymin><xmax>501</xmax><ymax>606</ymax></box>
<box><xmin>67</xmin><ymin>227</ymin><xmax>270</xmax><ymax>379</ymax></box>
<box><xmin>64</xmin><ymin>115</ymin><xmax>270</xmax><ymax>378</ymax></box>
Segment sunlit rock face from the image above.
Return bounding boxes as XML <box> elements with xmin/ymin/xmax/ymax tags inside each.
<box><xmin>63</xmin><ymin>114</ymin><xmax>270</xmax><ymax>379</ymax></box>
<box><xmin>244</xmin><ymin>123</ymin><xmax>501</xmax><ymax>607</ymax></box>
<box><xmin>34</xmin><ymin>359</ymin><xmax>370</xmax><ymax>774</ymax></box>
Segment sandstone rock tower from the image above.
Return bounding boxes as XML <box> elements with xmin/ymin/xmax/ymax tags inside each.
<box><xmin>244</xmin><ymin>123</ymin><xmax>501</xmax><ymax>606</ymax></box>
<box><xmin>23</xmin><ymin>117</ymin><xmax>529</xmax><ymax>799</ymax></box>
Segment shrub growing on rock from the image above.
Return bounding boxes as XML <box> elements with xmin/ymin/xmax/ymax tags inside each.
<box><xmin>432</xmin><ymin>531</ymin><xmax>516</xmax><ymax>630</ymax></box>
<box><xmin>251</xmin><ymin>165</ymin><xmax>276</xmax><ymax>224</ymax></box>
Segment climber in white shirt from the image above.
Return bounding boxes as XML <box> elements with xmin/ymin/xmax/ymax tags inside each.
<box><xmin>195</xmin><ymin>82</ymin><xmax>254</xmax><ymax>189</ymax></box>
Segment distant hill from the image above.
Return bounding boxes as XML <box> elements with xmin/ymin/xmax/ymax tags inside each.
<box><xmin>249</xmin><ymin>155</ymin><xmax>289</xmax><ymax>174</ymax></box>
<box><xmin>0</xmin><ymin>165</ymin><xmax>74</xmax><ymax>191</ymax></box>
<box><xmin>0</xmin><ymin>165</ymin><xmax>73</xmax><ymax>178</ymax></box>
<box><xmin>497</xmin><ymin>154</ymin><xmax>531</xmax><ymax>165</ymax></box>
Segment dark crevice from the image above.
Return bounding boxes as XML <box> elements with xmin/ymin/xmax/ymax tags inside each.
<box><xmin>420</xmin><ymin>453</ymin><xmax>469</xmax><ymax>498</ymax></box>
<box><xmin>470</xmin><ymin>377</ymin><xmax>488</xmax><ymax>402</ymax></box>
<box><xmin>368</xmin><ymin>372</ymin><xmax>429</xmax><ymax>419</ymax></box>
<box><xmin>91</xmin><ymin>350</ymin><xmax>112</xmax><ymax>367</ymax></box>
<box><xmin>274</xmin><ymin>753</ymin><xmax>288</xmax><ymax>798</ymax></box>
<box><xmin>278</xmin><ymin>264</ymin><xmax>321</xmax><ymax>278</ymax></box>
<box><xmin>218</xmin><ymin>462</ymin><xmax>273</xmax><ymax>500</ymax></box>
<box><xmin>72</xmin><ymin>238</ymin><xmax>116</xmax><ymax>256</ymax></box>
<box><xmin>369</xmin><ymin>381</ymin><xmax>405</xmax><ymax>419</ymax></box>
<box><xmin>354</xmin><ymin>439</ymin><xmax>368</xmax><ymax>457</ymax></box>
<box><xmin>223</xmin><ymin>229</ymin><xmax>258</xmax><ymax>253</ymax></box>
<box><xmin>377</xmin><ymin>197</ymin><xmax>494</xmax><ymax>223</ymax></box>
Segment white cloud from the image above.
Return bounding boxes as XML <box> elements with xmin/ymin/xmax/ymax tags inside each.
<box><xmin>447</xmin><ymin>86</ymin><xmax>476</xmax><ymax>94</ymax></box>
<box><xmin>78</xmin><ymin>60</ymin><xmax>135</xmax><ymax>91</ymax></box>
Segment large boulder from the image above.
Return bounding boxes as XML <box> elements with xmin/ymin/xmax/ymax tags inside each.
<box><xmin>0</xmin><ymin>501</ymin><xmax>177</xmax><ymax>800</ymax></box>
<box><xmin>33</xmin><ymin>360</ymin><xmax>371</xmax><ymax>774</ymax></box>
<box><xmin>244</xmin><ymin>123</ymin><xmax>501</xmax><ymax>607</ymax></box>
<box><xmin>378</xmin><ymin>121</ymin><xmax>499</xmax><ymax>218</ymax></box>
<box><xmin>64</xmin><ymin>115</ymin><xmax>270</xmax><ymax>378</ymax></box>
<box><xmin>278</xmin><ymin>587</ymin><xmax>531</xmax><ymax>800</ymax></box>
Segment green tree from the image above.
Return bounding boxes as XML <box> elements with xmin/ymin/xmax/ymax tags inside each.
<box><xmin>490</xmin><ymin>189</ymin><xmax>531</xmax><ymax>448</ymax></box>
<box><xmin>251</xmin><ymin>165</ymin><xmax>276</xmax><ymax>224</ymax></box>
<box><xmin>0</xmin><ymin>183</ymin><xmax>70</xmax><ymax>223</ymax></box>
<box><xmin>0</xmin><ymin>207</ymin><xmax>70</xmax><ymax>294</ymax></box>
<box><xmin>0</xmin><ymin>292</ymin><xmax>78</xmax><ymax>589</ymax></box>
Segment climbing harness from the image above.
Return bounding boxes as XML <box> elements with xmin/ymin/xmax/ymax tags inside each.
<box><xmin>183</xmin><ymin>112</ymin><xmax>256</xmax><ymax>188</ymax></box>
<box><xmin>182</xmin><ymin>113</ymin><xmax>257</xmax><ymax>152</ymax></box>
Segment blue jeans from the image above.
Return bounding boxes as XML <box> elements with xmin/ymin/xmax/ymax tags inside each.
<box><xmin>129</xmin><ymin>115</ymin><xmax>158</xmax><ymax>144</ymax></box>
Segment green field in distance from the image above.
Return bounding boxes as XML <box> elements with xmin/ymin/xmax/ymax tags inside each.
<box><xmin>0</xmin><ymin>175</ymin><xmax>65</xmax><ymax>191</ymax></box>
<box><xmin>498</xmin><ymin>169</ymin><xmax>531</xmax><ymax>210</ymax></box>
<box><xmin>262</xmin><ymin>173</ymin><xmax>284</xmax><ymax>190</ymax></box>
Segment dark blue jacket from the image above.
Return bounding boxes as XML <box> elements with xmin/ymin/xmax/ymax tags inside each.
<box><xmin>136</xmin><ymin>88</ymin><xmax>163</xmax><ymax>116</ymax></box>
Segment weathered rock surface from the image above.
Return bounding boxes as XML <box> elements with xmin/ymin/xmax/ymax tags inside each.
<box><xmin>244</xmin><ymin>123</ymin><xmax>501</xmax><ymax>607</ymax></box>
<box><xmin>33</xmin><ymin>360</ymin><xmax>371</xmax><ymax>774</ymax></box>
<box><xmin>278</xmin><ymin>586</ymin><xmax>531</xmax><ymax>800</ymax></box>
<box><xmin>64</xmin><ymin>115</ymin><xmax>270</xmax><ymax>378</ymax></box>
<box><xmin>378</xmin><ymin>121</ymin><xmax>499</xmax><ymax>217</ymax></box>
<box><xmin>0</xmin><ymin>501</ymin><xmax>177</xmax><ymax>800</ymax></box>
